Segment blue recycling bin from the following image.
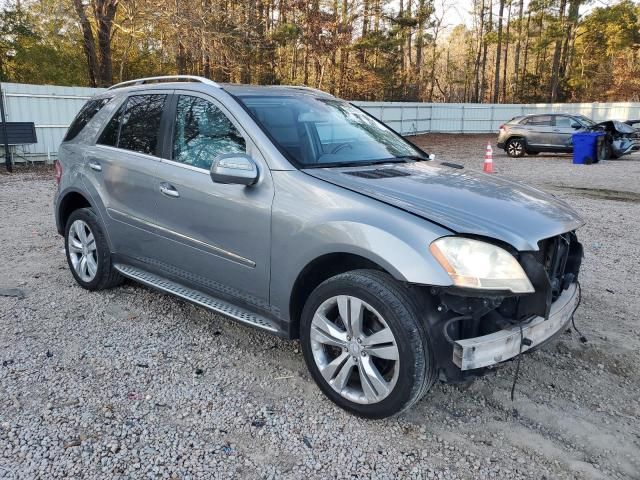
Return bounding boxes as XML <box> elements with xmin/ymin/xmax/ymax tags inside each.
<box><xmin>572</xmin><ymin>131</ymin><xmax>605</xmax><ymax>164</ymax></box>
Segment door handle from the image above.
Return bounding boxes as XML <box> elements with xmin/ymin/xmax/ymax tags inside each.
<box><xmin>88</xmin><ymin>160</ymin><xmax>102</xmax><ymax>172</ymax></box>
<box><xmin>553</xmin><ymin>129</ymin><xmax>561</xmax><ymax>132</ymax></box>
<box><xmin>159</xmin><ymin>183</ymin><xmax>180</xmax><ymax>198</ymax></box>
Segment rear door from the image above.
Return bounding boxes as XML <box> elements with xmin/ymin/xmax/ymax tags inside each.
<box><xmin>83</xmin><ymin>91</ymin><xmax>171</xmax><ymax>259</ymax></box>
<box><xmin>523</xmin><ymin>115</ymin><xmax>554</xmax><ymax>147</ymax></box>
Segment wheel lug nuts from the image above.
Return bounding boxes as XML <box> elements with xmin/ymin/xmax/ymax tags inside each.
<box><xmin>357</xmin><ymin>338</ymin><xmax>362</xmax><ymax>344</ymax></box>
<box><xmin>361</xmin><ymin>351</ymin><xmax>367</xmax><ymax>357</ymax></box>
<box><xmin>352</xmin><ymin>356</ymin><xmax>357</xmax><ymax>361</ymax></box>
<box><xmin>347</xmin><ymin>336</ymin><xmax>351</xmax><ymax>341</ymax></box>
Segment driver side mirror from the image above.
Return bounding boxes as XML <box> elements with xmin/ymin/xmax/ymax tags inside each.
<box><xmin>210</xmin><ymin>153</ymin><xmax>259</xmax><ymax>186</ymax></box>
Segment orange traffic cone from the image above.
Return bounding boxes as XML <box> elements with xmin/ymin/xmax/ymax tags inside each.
<box><xmin>483</xmin><ymin>143</ymin><xmax>494</xmax><ymax>173</ymax></box>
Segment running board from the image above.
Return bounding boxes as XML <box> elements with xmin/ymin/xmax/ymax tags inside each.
<box><xmin>114</xmin><ymin>264</ymin><xmax>279</xmax><ymax>333</ymax></box>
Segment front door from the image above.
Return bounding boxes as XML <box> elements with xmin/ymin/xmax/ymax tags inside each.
<box><xmin>553</xmin><ymin>115</ymin><xmax>583</xmax><ymax>150</ymax></box>
<box><xmin>151</xmin><ymin>92</ymin><xmax>274</xmax><ymax>310</ymax></box>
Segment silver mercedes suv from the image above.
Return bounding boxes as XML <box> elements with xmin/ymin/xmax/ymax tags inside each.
<box><xmin>55</xmin><ymin>76</ymin><xmax>584</xmax><ymax>418</ymax></box>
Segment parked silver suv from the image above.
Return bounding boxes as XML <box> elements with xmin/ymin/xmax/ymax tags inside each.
<box><xmin>55</xmin><ymin>76</ymin><xmax>584</xmax><ymax>418</ymax></box>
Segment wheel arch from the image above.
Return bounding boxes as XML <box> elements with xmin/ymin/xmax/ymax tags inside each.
<box><xmin>288</xmin><ymin>252</ymin><xmax>391</xmax><ymax>339</ymax></box>
<box><xmin>56</xmin><ymin>189</ymin><xmax>93</xmax><ymax>235</ymax></box>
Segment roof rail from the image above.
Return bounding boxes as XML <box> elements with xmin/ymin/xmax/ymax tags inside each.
<box><xmin>107</xmin><ymin>75</ymin><xmax>221</xmax><ymax>91</ymax></box>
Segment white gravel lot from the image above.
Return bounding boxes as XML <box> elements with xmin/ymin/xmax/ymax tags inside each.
<box><xmin>1</xmin><ymin>136</ymin><xmax>639</xmax><ymax>479</ymax></box>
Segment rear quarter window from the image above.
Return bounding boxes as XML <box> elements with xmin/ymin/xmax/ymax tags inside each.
<box><xmin>63</xmin><ymin>97</ymin><xmax>111</xmax><ymax>142</ymax></box>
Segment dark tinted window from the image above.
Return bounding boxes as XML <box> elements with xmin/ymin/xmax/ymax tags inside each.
<box><xmin>64</xmin><ymin>97</ymin><xmax>111</xmax><ymax>141</ymax></box>
<box><xmin>172</xmin><ymin>95</ymin><xmax>245</xmax><ymax>170</ymax></box>
<box><xmin>118</xmin><ymin>95</ymin><xmax>166</xmax><ymax>155</ymax></box>
<box><xmin>97</xmin><ymin>102</ymin><xmax>125</xmax><ymax>147</ymax></box>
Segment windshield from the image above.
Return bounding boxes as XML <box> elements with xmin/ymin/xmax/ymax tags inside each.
<box><xmin>575</xmin><ymin>115</ymin><xmax>596</xmax><ymax>127</ymax></box>
<box><xmin>236</xmin><ymin>95</ymin><xmax>426</xmax><ymax>167</ymax></box>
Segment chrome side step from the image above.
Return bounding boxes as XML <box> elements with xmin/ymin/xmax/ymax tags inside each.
<box><xmin>114</xmin><ymin>264</ymin><xmax>279</xmax><ymax>333</ymax></box>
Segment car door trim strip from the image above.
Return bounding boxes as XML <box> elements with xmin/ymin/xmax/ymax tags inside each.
<box><xmin>107</xmin><ymin>207</ymin><xmax>256</xmax><ymax>268</ymax></box>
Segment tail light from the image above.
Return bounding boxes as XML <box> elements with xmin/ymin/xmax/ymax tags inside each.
<box><xmin>499</xmin><ymin>124</ymin><xmax>505</xmax><ymax>131</ymax></box>
<box><xmin>54</xmin><ymin>160</ymin><xmax>62</xmax><ymax>185</ymax></box>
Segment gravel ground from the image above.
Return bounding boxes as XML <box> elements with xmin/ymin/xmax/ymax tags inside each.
<box><xmin>1</xmin><ymin>135</ymin><xmax>639</xmax><ymax>479</ymax></box>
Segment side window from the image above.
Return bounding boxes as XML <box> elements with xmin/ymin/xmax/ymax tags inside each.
<box><xmin>554</xmin><ymin>116</ymin><xmax>572</xmax><ymax>128</ymax></box>
<box><xmin>570</xmin><ymin>117</ymin><xmax>583</xmax><ymax>128</ymax></box>
<box><xmin>172</xmin><ymin>95</ymin><xmax>246</xmax><ymax>170</ymax></box>
<box><xmin>527</xmin><ymin>115</ymin><xmax>552</xmax><ymax>126</ymax></box>
<box><xmin>118</xmin><ymin>95</ymin><xmax>166</xmax><ymax>155</ymax></box>
<box><xmin>97</xmin><ymin>101</ymin><xmax>125</xmax><ymax>147</ymax></box>
<box><xmin>98</xmin><ymin>94</ymin><xmax>166</xmax><ymax>154</ymax></box>
<box><xmin>64</xmin><ymin>97</ymin><xmax>111</xmax><ymax>142</ymax></box>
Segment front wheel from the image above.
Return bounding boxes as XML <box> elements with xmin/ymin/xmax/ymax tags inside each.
<box><xmin>300</xmin><ymin>270</ymin><xmax>435</xmax><ymax>418</ymax></box>
<box><xmin>506</xmin><ymin>138</ymin><xmax>526</xmax><ymax>157</ymax></box>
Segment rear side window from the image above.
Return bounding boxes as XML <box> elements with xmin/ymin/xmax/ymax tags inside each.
<box><xmin>97</xmin><ymin>94</ymin><xmax>166</xmax><ymax>155</ymax></box>
<box><xmin>64</xmin><ymin>97</ymin><xmax>111</xmax><ymax>141</ymax></box>
<box><xmin>523</xmin><ymin>115</ymin><xmax>552</xmax><ymax>126</ymax></box>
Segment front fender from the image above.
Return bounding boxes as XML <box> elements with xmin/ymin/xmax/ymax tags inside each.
<box><xmin>269</xmin><ymin>171</ymin><xmax>454</xmax><ymax>321</ymax></box>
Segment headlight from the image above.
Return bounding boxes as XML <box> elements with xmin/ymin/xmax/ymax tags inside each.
<box><xmin>430</xmin><ymin>237</ymin><xmax>534</xmax><ymax>293</ymax></box>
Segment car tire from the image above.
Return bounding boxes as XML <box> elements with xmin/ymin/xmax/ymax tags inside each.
<box><xmin>600</xmin><ymin>142</ymin><xmax>612</xmax><ymax>161</ymax></box>
<box><xmin>64</xmin><ymin>207</ymin><xmax>123</xmax><ymax>291</ymax></box>
<box><xmin>506</xmin><ymin>138</ymin><xmax>526</xmax><ymax>157</ymax></box>
<box><xmin>300</xmin><ymin>269</ymin><xmax>435</xmax><ymax>418</ymax></box>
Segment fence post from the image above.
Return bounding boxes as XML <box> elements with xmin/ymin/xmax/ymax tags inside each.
<box><xmin>0</xmin><ymin>83</ymin><xmax>12</xmax><ymax>173</ymax></box>
<box><xmin>461</xmin><ymin>104</ymin><xmax>465</xmax><ymax>133</ymax></box>
<box><xmin>490</xmin><ymin>104</ymin><xmax>495</xmax><ymax>134</ymax></box>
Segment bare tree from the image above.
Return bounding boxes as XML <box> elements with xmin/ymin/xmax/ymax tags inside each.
<box><xmin>72</xmin><ymin>0</ymin><xmax>119</xmax><ymax>87</ymax></box>
<box><xmin>492</xmin><ymin>0</ymin><xmax>505</xmax><ymax>103</ymax></box>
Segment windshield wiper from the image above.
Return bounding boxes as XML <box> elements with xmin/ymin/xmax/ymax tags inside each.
<box><xmin>306</xmin><ymin>158</ymin><xmax>412</xmax><ymax>169</ymax></box>
<box><xmin>397</xmin><ymin>154</ymin><xmax>433</xmax><ymax>161</ymax></box>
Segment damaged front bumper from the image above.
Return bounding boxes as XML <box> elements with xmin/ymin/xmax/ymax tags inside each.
<box><xmin>452</xmin><ymin>282</ymin><xmax>579</xmax><ymax>370</ymax></box>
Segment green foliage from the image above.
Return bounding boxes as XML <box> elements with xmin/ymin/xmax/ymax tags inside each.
<box><xmin>1</xmin><ymin>0</ymin><xmax>639</xmax><ymax>102</ymax></box>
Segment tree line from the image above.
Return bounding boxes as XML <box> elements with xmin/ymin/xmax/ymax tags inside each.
<box><xmin>1</xmin><ymin>0</ymin><xmax>639</xmax><ymax>103</ymax></box>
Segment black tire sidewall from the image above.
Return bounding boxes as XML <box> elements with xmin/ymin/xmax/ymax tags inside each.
<box><xmin>300</xmin><ymin>270</ymin><xmax>432</xmax><ymax>418</ymax></box>
<box><xmin>64</xmin><ymin>208</ymin><xmax>112</xmax><ymax>291</ymax></box>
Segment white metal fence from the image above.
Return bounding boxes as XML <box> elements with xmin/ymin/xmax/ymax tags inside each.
<box><xmin>3</xmin><ymin>82</ymin><xmax>640</xmax><ymax>162</ymax></box>
<box><xmin>2</xmin><ymin>83</ymin><xmax>104</xmax><ymax>163</ymax></box>
<box><xmin>353</xmin><ymin>101</ymin><xmax>640</xmax><ymax>136</ymax></box>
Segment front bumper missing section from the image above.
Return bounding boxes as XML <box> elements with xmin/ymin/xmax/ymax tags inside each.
<box><xmin>453</xmin><ymin>283</ymin><xmax>579</xmax><ymax>370</ymax></box>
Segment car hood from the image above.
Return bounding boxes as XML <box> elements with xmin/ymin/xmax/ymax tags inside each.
<box><xmin>303</xmin><ymin>162</ymin><xmax>584</xmax><ymax>251</ymax></box>
<box><xmin>595</xmin><ymin>120</ymin><xmax>637</xmax><ymax>135</ymax></box>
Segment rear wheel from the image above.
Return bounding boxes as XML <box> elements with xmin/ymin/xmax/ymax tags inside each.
<box><xmin>300</xmin><ymin>270</ymin><xmax>435</xmax><ymax>418</ymax></box>
<box><xmin>506</xmin><ymin>138</ymin><xmax>526</xmax><ymax>157</ymax></box>
<box><xmin>65</xmin><ymin>208</ymin><xmax>123</xmax><ymax>291</ymax></box>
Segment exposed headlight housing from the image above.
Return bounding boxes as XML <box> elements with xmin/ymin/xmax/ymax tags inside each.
<box><xmin>430</xmin><ymin>237</ymin><xmax>534</xmax><ymax>294</ymax></box>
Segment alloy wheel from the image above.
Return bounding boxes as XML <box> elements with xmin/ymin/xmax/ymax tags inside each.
<box><xmin>507</xmin><ymin>140</ymin><xmax>524</xmax><ymax>157</ymax></box>
<box><xmin>68</xmin><ymin>219</ymin><xmax>98</xmax><ymax>282</ymax></box>
<box><xmin>309</xmin><ymin>295</ymin><xmax>400</xmax><ymax>404</ymax></box>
